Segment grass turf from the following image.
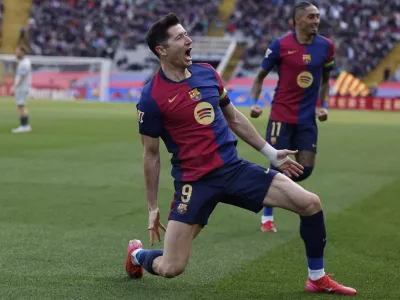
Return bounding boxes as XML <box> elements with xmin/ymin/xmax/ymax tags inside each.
<box><xmin>0</xmin><ymin>99</ymin><xmax>399</xmax><ymax>299</ymax></box>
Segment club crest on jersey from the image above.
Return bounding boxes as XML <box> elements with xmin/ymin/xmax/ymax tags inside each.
<box><xmin>137</xmin><ymin>110</ymin><xmax>144</xmax><ymax>123</ymax></box>
<box><xmin>188</xmin><ymin>88</ymin><xmax>202</xmax><ymax>101</ymax></box>
<box><xmin>303</xmin><ymin>54</ymin><xmax>312</xmax><ymax>64</ymax></box>
<box><xmin>177</xmin><ymin>203</ymin><xmax>188</xmax><ymax>214</ymax></box>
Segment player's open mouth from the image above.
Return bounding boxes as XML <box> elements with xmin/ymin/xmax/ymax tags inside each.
<box><xmin>185</xmin><ymin>48</ymin><xmax>192</xmax><ymax>60</ymax></box>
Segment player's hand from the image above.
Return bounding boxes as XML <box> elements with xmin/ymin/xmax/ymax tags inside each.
<box><xmin>275</xmin><ymin>150</ymin><xmax>304</xmax><ymax>178</ymax></box>
<box><xmin>316</xmin><ymin>107</ymin><xmax>328</xmax><ymax>122</ymax></box>
<box><xmin>148</xmin><ymin>208</ymin><xmax>166</xmax><ymax>246</ymax></box>
<box><xmin>9</xmin><ymin>86</ymin><xmax>15</xmax><ymax>96</ymax></box>
<box><xmin>250</xmin><ymin>104</ymin><xmax>263</xmax><ymax>118</ymax></box>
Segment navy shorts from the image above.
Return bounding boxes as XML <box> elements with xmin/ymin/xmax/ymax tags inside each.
<box><xmin>168</xmin><ymin>159</ymin><xmax>278</xmax><ymax>225</ymax></box>
<box><xmin>266</xmin><ymin>119</ymin><xmax>318</xmax><ymax>153</ymax></box>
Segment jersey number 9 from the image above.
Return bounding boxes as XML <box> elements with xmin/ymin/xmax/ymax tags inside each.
<box><xmin>181</xmin><ymin>184</ymin><xmax>193</xmax><ymax>203</ymax></box>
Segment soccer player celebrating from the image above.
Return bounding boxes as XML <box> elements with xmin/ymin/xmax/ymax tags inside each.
<box><xmin>126</xmin><ymin>13</ymin><xmax>356</xmax><ymax>296</ymax></box>
<box><xmin>11</xmin><ymin>45</ymin><xmax>32</xmax><ymax>133</ymax></box>
<box><xmin>250</xmin><ymin>2</ymin><xmax>333</xmax><ymax>233</ymax></box>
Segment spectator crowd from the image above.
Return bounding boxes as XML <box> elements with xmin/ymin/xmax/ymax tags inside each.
<box><xmin>28</xmin><ymin>0</ymin><xmax>220</xmax><ymax>58</ymax></box>
<box><xmin>26</xmin><ymin>0</ymin><xmax>399</xmax><ymax>79</ymax></box>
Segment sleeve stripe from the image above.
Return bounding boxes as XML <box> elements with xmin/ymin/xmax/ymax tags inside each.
<box><xmin>219</xmin><ymin>89</ymin><xmax>227</xmax><ymax>100</ymax></box>
<box><xmin>324</xmin><ymin>61</ymin><xmax>334</xmax><ymax>67</ymax></box>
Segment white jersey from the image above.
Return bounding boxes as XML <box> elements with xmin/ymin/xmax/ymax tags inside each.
<box><xmin>15</xmin><ymin>57</ymin><xmax>32</xmax><ymax>92</ymax></box>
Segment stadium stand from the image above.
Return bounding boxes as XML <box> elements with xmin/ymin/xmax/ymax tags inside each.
<box><xmin>26</xmin><ymin>0</ymin><xmax>399</xmax><ymax>82</ymax></box>
<box><xmin>28</xmin><ymin>0</ymin><xmax>220</xmax><ymax>60</ymax></box>
<box><xmin>227</xmin><ymin>0</ymin><xmax>400</xmax><ymax>79</ymax></box>
<box><xmin>25</xmin><ymin>0</ymin><xmax>222</xmax><ymax>89</ymax></box>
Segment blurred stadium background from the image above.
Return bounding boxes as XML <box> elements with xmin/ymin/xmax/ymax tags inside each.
<box><xmin>0</xmin><ymin>1</ymin><xmax>400</xmax><ymax>299</ymax></box>
<box><xmin>0</xmin><ymin>0</ymin><xmax>398</xmax><ymax>106</ymax></box>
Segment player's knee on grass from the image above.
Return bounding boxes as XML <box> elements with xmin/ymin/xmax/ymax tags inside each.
<box><xmin>158</xmin><ymin>261</ymin><xmax>187</xmax><ymax>278</ymax></box>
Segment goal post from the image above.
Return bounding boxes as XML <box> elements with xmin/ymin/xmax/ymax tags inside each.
<box><xmin>0</xmin><ymin>55</ymin><xmax>112</xmax><ymax>101</ymax></box>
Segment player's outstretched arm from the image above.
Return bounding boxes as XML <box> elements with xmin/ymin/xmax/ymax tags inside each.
<box><xmin>222</xmin><ymin>103</ymin><xmax>303</xmax><ymax>177</ymax></box>
<box><xmin>141</xmin><ymin>134</ymin><xmax>166</xmax><ymax>245</ymax></box>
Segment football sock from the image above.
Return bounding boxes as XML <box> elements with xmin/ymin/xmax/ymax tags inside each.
<box><xmin>292</xmin><ymin>166</ymin><xmax>313</xmax><ymax>182</ymax></box>
<box><xmin>262</xmin><ymin>207</ymin><xmax>273</xmax><ymax>223</ymax></box>
<box><xmin>300</xmin><ymin>210</ymin><xmax>326</xmax><ymax>280</ymax></box>
<box><xmin>134</xmin><ymin>249</ymin><xmax>164</xmax><ymax>275</ymax></box>
<box><xmin>308</xmin><ymin>267</ymin><xmax>325</xmax><ymax>281</ymax></box>
<box><xmin>20</xmin><ymin>116</ymin><xmax>29</xmax><ymax>126</ymax></box>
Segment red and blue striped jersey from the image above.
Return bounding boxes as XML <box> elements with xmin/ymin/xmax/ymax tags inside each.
<box><xmin>261</xmin><ymin>32</ymin><xmax>335</xmax><ymax>124</ymax></box>
<box><xmin>137</xmin><ymin>63</ymin><xmax>239</xmax><ymax>182</ymax></box>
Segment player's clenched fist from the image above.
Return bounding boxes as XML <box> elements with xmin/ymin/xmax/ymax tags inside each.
<box><xmin>250</xmin><ymin>104</ymin><xmax>263</xmax><ymax>118</ymax></box>
<box><xmin>316</xmin><ymin>107</ymin><xmax>328</xmax><ymax>122</ymax></box>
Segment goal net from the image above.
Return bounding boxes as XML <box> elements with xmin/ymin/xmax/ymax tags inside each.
<box><xmin>0</xmin><ymin>55</ymin><xmax>111</xmax><ymax>101</ymax></box>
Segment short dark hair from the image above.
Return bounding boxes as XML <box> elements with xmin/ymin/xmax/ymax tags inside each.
<box><xmin>145</xmin><ymin>13</ymin><xmax>182</xmax><ymax>58</ymax></box>
<box><xmin>292</xmin><ymin>2</ymin><xmax>314</xmax><ymax>27</ymax></box>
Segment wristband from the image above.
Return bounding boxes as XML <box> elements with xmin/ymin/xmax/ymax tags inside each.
<box><xmin>260</xmin><ymin>142</ymin><xmax>289</xmax><ymax>168</ymax></box>
<box><xmin>322</xmin><ymin>102</ymin><xmax>328</xmax><ymax>109</ymax></box>
<box><xmin>260</xmin><ymin>142</ymin><xmax>277</xmax><ymax>161</ymax></box>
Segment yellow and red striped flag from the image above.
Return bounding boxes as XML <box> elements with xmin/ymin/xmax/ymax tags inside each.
<box><xmin>333</xmin><ymin>71</ymin><xmax>369</xmax><ymax>97</ymax></box>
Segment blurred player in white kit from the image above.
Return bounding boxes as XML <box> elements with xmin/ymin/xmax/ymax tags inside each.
<box><xmin>11</xmin><ymin>45</ymin><xmax>32</xmax><ymax>133</ymax></box>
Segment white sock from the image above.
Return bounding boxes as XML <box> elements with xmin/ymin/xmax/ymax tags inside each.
<box><xmin>131</xmin><ymin>249</ymin><xmax>142</xmax><ymax>265</ymax></box>
<box><xmin>262</xmin><ymin>215</ymin><xmax>274</xmax><ymax>223</ymax></box>
<box><xmin>308</xmin><ymin>268</ymin><xmax>325</xmax><ymax>281</ymax></box>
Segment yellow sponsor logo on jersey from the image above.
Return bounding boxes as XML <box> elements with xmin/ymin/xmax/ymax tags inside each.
<box><xmin>194</xmin><ymin>102</ymin><xmax>215</xmax><ymax>125</ymax></box>
<box><xmin>297</xmin><ymin>71</ymin><xmax>314</xmax><ymax>88</ymax></box>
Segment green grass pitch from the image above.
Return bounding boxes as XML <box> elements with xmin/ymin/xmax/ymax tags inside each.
<box><xmin>0</xmin><ymin>99</ymin><xmax>399</xmax><ymax>300</ymax></box>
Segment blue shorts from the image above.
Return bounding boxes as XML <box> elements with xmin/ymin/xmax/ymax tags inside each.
<box><xmin>266</xmin><ymin>120</ymin><xmax>318</xmax><ymax>153</ymax></box>
<box><xmin>168</xmin><ymin>159</ymin><xmax>278</xmax><ymax>225</ymax></box>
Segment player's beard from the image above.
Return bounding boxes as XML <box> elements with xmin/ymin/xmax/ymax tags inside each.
<box><xmin>310</xmin><ymin>25</ymin><xmax>319</xmax><ymax>35</ymax></box>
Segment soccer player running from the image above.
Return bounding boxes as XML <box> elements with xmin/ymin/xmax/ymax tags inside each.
<box><xmin>11</xmin><ymin>45</ymin><xmax>32</xmax><ymax>133</ymax></box>
<box><xmin>126</xmin><ymin>13</ymin><xmax>356</xmax><ymax>295</ymax></box>
<box><xmin>250</xmin><ymin>2</ymin><xmax>333</xmax><ymax>233</ymax></box>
